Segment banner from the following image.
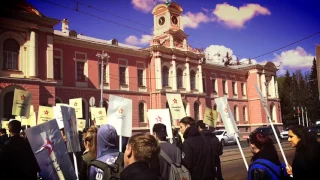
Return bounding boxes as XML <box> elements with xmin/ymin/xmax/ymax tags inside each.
<box><xmin>16</xmin><ymin>105</ymin><xmax>36</xmax><ymax>127</ymax></box>
<box><xmin>204</xmin><ymin>107</ymin><xmax>218</xmax><ymax>128</ymax></box>
<box><xmin>90</xmin><ymin>107</ymin><xmax>107</xmax><ymax>125</ymax></box>
<box><xmin>24</xmin><ymin>120</ymin><xmax>77</xmax><ymax>180</ymax></box>
<box><xmin>148</xmin><ymin>109</ymin><xmax>173</xmax><ymax>138</ymax></box>
<box><xmin>69</xmin><ymin>98</ymin><xmax>83</xmax><ymax>119</ymax></box>
<box><xmin>215</xmin><ymin>97</ymin><xmax>239</xmax><ymax>134</ymax></box>
<box><xmin>37</xmin><ymin>106</ymin><xmax>54</xmax><ymax>125</ymax></box>
<box><xmin>77</xmin><ymin>119</ymin><xmax>86</xmax><ymax>131</ymax></box>
<box><xmin>12</xmin><ymin>89</ymin><xmax>32</xmax><ymax>117</ymax></box>
<box><xmin>54</xmin><ymin>105</ymin><xmax>64</xmax><ymax>129</ymax></box>
<box><xmin>1</xmin><ymin>121</ymin><xmax>9</xmax><ymax>134</ymax></box>
<box><xmin>166</xmin><ymin>93</ymin><xmax>186</xmax><ymax>120</ymax></box>
<box><xmin>107</xmin><ymin>95</ymin><xmax>132</xmax><ymax>137</ymax></box>
<box><xmin>60</xmin><ymin>106</ymin><xmax>81</xmax><ymax>152</ymax></box>
<box><xmin>255</xmin><ymin>85</ymin><xmax>271</xmax><ymax>119</ymax></box>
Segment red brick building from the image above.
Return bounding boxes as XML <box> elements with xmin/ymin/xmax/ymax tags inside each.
<box><xmin>0</xmin><ymin>1</ymin><xmax>283</xmax><ymax>136</ymax></box>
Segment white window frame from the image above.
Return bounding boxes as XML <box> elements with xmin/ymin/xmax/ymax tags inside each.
<box><xmin>234</xmin><ymin>105</ymin><xmax>239</xmax><ymax>122</ymax></box>
<box><xmin>222</xmin><ymin>75</ymin><xmax>228</xmax><ymax>97</ymax></box>
<box><xmin>75</xmin><ymin>52</ymin><xmax>88</xmax><ymax>87</ymax></box>
<box><xmin>243</xmin><ymin>106</ymin><xmax>248</xmax><ymax>122</ymax></box>
<box><xmin>202</xmin><ymin>72</ymin><xmax>206</xmax><ymax>93</ymax></box>
<box><xmin>137</xmin><ymin>62</ymin><xmax>147</xmax><ymax>92</ymax></box>
<box><xmin>232</xmin><ymin>77</ymin><xmax>238</xmax><ymax>98</ymax></box>
<box><xmin>53</xmin><ymin>48</ymin><xmax>63</xmax><ymax>85</ymax></box>
<box><xmin>138</xmin><ymin>101</ymin><xmax>147</xmax><ymax>123</ymax></box>
<box><xmin>211</xmin><ymin>73</ymin><xmax>218</xmax><ymax>95</ymax></box>
<box><xmin>119</xmin><ymin>59</ymin><xmax>129</xmax><ymax>90</ymax></box>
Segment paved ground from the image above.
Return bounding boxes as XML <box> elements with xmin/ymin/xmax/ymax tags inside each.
<box><xmin>223</xmin><ymin>139</ymin><xmax>288</xmax><ymax>150</ymax></box>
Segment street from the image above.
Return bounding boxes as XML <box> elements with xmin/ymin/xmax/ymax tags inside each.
<box><xmin>220</xmin><ymin>142</ymin><xmax>295</xmax><ymax>180</ymax></box>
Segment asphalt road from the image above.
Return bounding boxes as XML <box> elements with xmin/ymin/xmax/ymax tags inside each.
<box><xmin>220</xmin><ymin>145</ymin><xmax>295</xmax><ymax>180</ymax></box>
<box><xmin>223</xmin><ymin>139</ymin><xmax>288</xmax><ymax>150</ymax></box>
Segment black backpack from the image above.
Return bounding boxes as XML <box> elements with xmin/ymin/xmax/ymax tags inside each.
<box><xmin>88</xmin><ymin>152</ymin><xmax>124</xmax><ymax>180</ymax></box>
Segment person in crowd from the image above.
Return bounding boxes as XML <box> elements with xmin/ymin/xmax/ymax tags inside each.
<box><xmin>79</xmin><ymin>126</ymin><xmax>98</xmax><ymax>180</ymax></box>
<box><xmin>179</xmin><ymin>117</ymin><xmax>215</xmax><ymax>180</ymax></box>
<box><xmin>0</xmin><ymin>120</ymin><xmax>40</xmax><ymax>179</ymax></box>
<box><xmin>152</xmin><ymin>123</ymin><xmax>182</xmax><ymax>180</ymax></box>
<box><xmin>248</xmin><ymin>131</ymin><xmax>288</xmax><ymax>180</ymax></box>
<box><xmin>121</xmin><ymin>133</ymin><xmax>160</xmax><ymax>180</ymax></box>
<box><xmin>0</xmin><ymin>128</ymin><xmax>9</xmax><ymax>147</ymax></box>
<box><xmin>286</xmin><ymin>125</ymin><xmax>320</xmax><ymax>179</ymax></box>
<box><xmin>197</xmin><ymin>120</ymin><xmax>223</xmax><ymax>180</ymax></box>
<box><xmin>171</xmin><ymin>128</ymin><xmax>182</xmax><ymax>148</ymax></box>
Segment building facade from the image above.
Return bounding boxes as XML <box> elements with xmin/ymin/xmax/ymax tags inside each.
<box><xmin>0</xmin><ymin>1</ymin><xmax>283</xmax><ymax>137</ymax></box>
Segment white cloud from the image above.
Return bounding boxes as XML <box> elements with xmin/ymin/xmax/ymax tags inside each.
<box><xmin>124</xmin><ymin>34</ymin><xmax>152</xmax><ymax>46</ymax></box>
<box><xmin>239</xmin><ymin>58</ymin><xmax>258</xmax><ymax>65</ymax></box>
<box><xmin>213</xmin><ymin>3</ymin><xmax>271</xmax><ymax>28</ymax></box>
<box><xmin>181</xmin><ymin>12</ymin><xmax>215</xmax><ymax>29</ymax></box>
<box><xmin>131</xmin><ymin>0</ymin><xmax>171</xmax><ymax>13</ymax></box>
<box><xmin>204</xmin><ymin>45</ymin><xmax>236</xmax><ymax>64</ymax></box>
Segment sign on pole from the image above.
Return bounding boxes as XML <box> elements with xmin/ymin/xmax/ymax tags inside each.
<box><xmin>69</xmin><ymin>98</ymin><xmax>83</xmax><ymax>119</ymax></box>
<box><xmin>166</xmin><ymin>93</ymin><xmax>186</xmax><ymax>120</ymax></box>
<box><xmin>37</xmin><ymin>106</ymin><xmax>54</xmax><ymax>125</ymax></box>
<box><xmin>204</xmin><ymin>107</ymin><xmax>218</xmax><ymax>128</ymax></box>
<box><xmin>12</xmin><ymin>89</ymin><xmax>32</xmax><ymax>117</ymax></box>
<box><xmin>90</xmin><ymin>107</ymin><xmax>107</xmax><ymax>125</ymax></box>
<box><xmin>148</xmin><ymin>109</ymin><xmax>173</xmax><ymax>138</ymax></box>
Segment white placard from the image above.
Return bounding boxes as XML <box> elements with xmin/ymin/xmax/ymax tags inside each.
<box><xmin>215</xmin><ymin>97</ymin><xmax>239</xmax><ymax>134</ymax></box>
<box><xmin>166</xmin><ymin>93</ymin><xmax>186</xmax><ymax>120</ymax></box>
<box><xmin>107</xmin><ymin>95</ymin><xmax>132</xmax><ymax>137</ymax></box>
<box><xmin>148</xmin><ymin>109</ymin><xmax>173</xmax><ymax>139</ymax></box>
<box><xmin>54</xmin><ymin>106</ymin><xmax>64</xmax><ymax>129</ymax></box>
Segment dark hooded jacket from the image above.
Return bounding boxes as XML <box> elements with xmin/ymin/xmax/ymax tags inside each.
<box><xmin>181</xmin><ymin>125</ymin><xmax>215</xmax><ymax>180</ymax></box>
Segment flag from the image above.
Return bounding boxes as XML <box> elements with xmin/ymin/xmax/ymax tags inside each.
<box><xmin>69</xmin><ymin>98</ymin><xmax>83</xmax><ymax>118</ymax></box>
<box><xmin>90</xmin><ymin>107</ymin><xmax>107</xmax><ymax>125</ymax></box>
<box><xmin>255</xmin><ymin>85</ymin><xmax>271</xmax><ymax>119</ymax></box>
<box><xmin>215</xmin><ymin>97</ymin><xmax>239</xmax><ymax>134</ymax></box>
<box><xmin>37</xmin><ymin>106</ymin><xmax>54</xmax><ymax>125</ymax></box>
<box><xmin>204</xmin><ymin>107</ymin><xmax>218</xmax><ymax>128</ymax></box>
<box><xmin>107</xmin><ymin>95</ymin><xmax>132</xmax><ymax>137</ymax></box>
<box><xmin>77</xmin><ymin>119</ymin><xmax>86</xmax><ymax>131</ymax></box>
<box><xmin>60</xmin><ymin>106</ymin><xmax>81</xmax><ymax>152</ymax></box>
<box><xmin>12</xmin><ymin>89</ymin><xmax>32</xmax><ymax>117</ymax></box>
<box><xmin>166</xmin><ymin>93</ymin><xmax>186</xmax><ymax>120</ymax></box>
<box><xmin>24</xmin><ymin>119</ymin><xmax>77</xmax><ymax>180</ymax></box>
<box><xmin>148</xmin><ymin>109</ymin><xmax>173</xmax><ymax>138</ymax></box>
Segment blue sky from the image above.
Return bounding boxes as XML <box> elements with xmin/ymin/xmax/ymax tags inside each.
<box><xmin>27</xmin><ymin>0</ymin><xmax>320</xmax><ymax>75</ymax></box>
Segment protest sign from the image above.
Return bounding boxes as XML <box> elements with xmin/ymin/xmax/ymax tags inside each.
<box><xmin>12</xmin><ymin>89</ymin><xmax>32</xmax><ymax>117</ymax></box>
<box><xmin>166</xmin><ymin>93</ymin><xmax>186</xmax><ymax>120</ymax></box>
<box><xmin>37</xmin><ymin>106</ymin><xmax>54</xmax><ymax>125</ymax></box>
<box><xmin>148</xmin><ymin>109</ymin><xmax>173</xmax><ymax>138</ymax></box>
<box><xmin>69</xmin><ymin>98</ymin><xmax>83</xmax><ymax>119</ymax></box>
<box><xmin>77</xmin><ymin>119</ymin><xmax>86</xmax><ymax>131</ymax></box>
<box><xmin>90</xmin><ymin>107</ymin><xmax>107</xmax><ymax>125</ymax></box>
<box><xmin>204</xmin><ymin>107</ymin><xmax>218</xmax><ymax>128</ymax></box>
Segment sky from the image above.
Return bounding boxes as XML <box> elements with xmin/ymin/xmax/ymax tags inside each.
<box><xmin>27</xmin><ymin>0</ymin><xmax>320</xmax><ymax>76</ymax></box>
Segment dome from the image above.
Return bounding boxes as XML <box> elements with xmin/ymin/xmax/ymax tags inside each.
<box><xmin>1</xmin><ymin>0</ymin><xmax>44</xmax><ymax>17</ymax></box>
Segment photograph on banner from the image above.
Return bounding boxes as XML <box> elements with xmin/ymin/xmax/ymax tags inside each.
<box><xmin>1</xmin><ymin>121</ymin><xmax>9</xmax><ymax>134</ymax></box>
<box><xmin>77</xmin><ymin>119</ymin><xmax>86</xmax><ymax>131</ymax></box>
<box><xmin>54</xmin><ymin>106</ymin><xmax>64</xmax><ymax>129</ymax></box>
<box><xmin>148</xmin><ymin>109</ymin><xmax>173</xmax><ymax>138</ymax></box>
<box><xmin>25</xmin><ymin>120</ymin><xmax>77</xmax><ymax>180</ymax></box>
<box><xmin>204</xmin><ymin>107</ymin><xmax>218</xmax><ymax>128</ymax></box>
<box><xmin>37</xmin><ymin>106</ymin><xmax>54</xmax><ymax>125</ymax></box>
<box><xmin>90</xmin><ymin>107</ymin><xmax>107</xmax><ymax>125</ymax></box>
<box><xmin>69</xmin><ymin>98</ymin><xmax>83</xmax><ymax>119</ymax></box>
<box><xmin>12</xmin><ymin>89</ymin><xmax>32</xmax><ymax>117</ymax></box>
<box><xmin>60</xmin><ymin>106</ymin><xmax>81</xmax><ymax>152</ymax></box>
<box><xmin>215</xmin><ymin>97</ymin><xmax>239</xmax><ymax>135</ymax></box>
<box><xmin>106</xmin><ymin>95</ymin><xmax>132</xmax><ymax>137</ymax></box>
<box><xmin>166</xmin><ymin>93</ymin><xmax>186</xmax><ymax>120</ymax></box>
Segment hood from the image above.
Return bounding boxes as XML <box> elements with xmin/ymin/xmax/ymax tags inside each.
<box><xmin>97</xmin><ymin>124</ymin><xmax>119</xmax><ymax>157</ymax></box>
<box><xmin>183</xmin><ymin>125</ymin><xmax>200</xmax><ymax>139</ymax></box>
<box><xmin>200</xmin><ymin>129</ymin><xmax>214</xmax><ymax>137</ymax></box>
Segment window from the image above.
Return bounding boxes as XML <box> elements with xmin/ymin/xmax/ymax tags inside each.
<box><xmin>139</xmin><ymin>102</ymin><xmax>145</xmax><ymax>122</ymax></box>
<box><xmin>190</xmin><ymin>70</ymin><xmax>196</xmax><ymax>89</ymax></box>
<box><xmin>3</xmin><ymin>38</ymin><xmax>19</xmax><ymax>70</ymax></box>
<box><xmin>243</xmin><ymin>106</ymin><xmax>248</xmax><ymax>122</ymax></box>
<box><xmin>54</xmin><ymin>58</ymin><xmax>62</xmax><ymax>79</ymax></box>
<box><xmin>234</xmin><ymin>105</ymin><xmax>239</xmax><ymax>121</ymax></box>
<box><xmin>270</xmin><ymin>103</ymin><xmax>277</xmax><ymax>122</ymax></box>
<box><xmin>202</xmin><ymin>77</ymin><xmax>206</xmax><ymax>92</ymax></box>
<box><xmin>119</xmin><ymin>66</ymin><xmax>127</xmax><ymax>84</ymax></box>
<box><xmin>98</xmin><ymin>64</ymin><xmax>107</xmax><ymax>84</ymax></box>
<box><xmin>103</xmin><ymin>100</ymin><xmax>108</xmax><ymax>112</ymax></box>
<box><xmin>223</xmin><ymin>80</ymin><xmax>227</xmax><ymax>94</ymax></box>
<box><xmin>212</xmin><ymin>79</ymin><xmax>217</xmax><ymax>93</ymax></box>
<box><xmin>232</xmin><ymin>81</ymin><xmax>237</xmax><ymax>95</ymax></box>
<box><xmin>82</xmin><ymin>99</ymin><xmax>86</xmax><ymax>120</ymax></box>
<box><xmin>177</xmin><ymin>68</ymin><xmax>183</xmax><ymax>88</ymax></box>
<box><xmin>194</xmin><ymin>101</ymin><xmax>200</xmax><ymax>121</ymax></box>
<box><xmin>138</xmin><ymin>69</ymin><xmax>144</xmax><ymax>86</ymax></box>
<box><xmin>162</xmin><ymin>66</ymin><xmax>169</xmax><ymax>87</ymax></box>
<box><xmin>241</xmin><ymin>83</ymin><xmax>246</xmax><ymax>96</ymax></box>
<box><xmin>213</xmin><ymin>104</ymin><xmax>217</xmax><ymax>111</ymax></box>
<box><xmin>76</xmin><ymin>61</ymin><xmax>85</xmax><ymax>81</ymax></box>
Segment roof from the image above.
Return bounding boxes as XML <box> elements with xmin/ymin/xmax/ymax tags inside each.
<box><xmin>1</xmin><ymin>0</ymin><xmax>44</xmax><ymax>17</ymax></box>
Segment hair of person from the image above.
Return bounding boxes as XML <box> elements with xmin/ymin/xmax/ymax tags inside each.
<box><xmin>195</xmin><ymin>120</ymin><xmax>206</xmax><ymax>129</ymax></box>
<box><xmin>0</xmin><ymin>128</ymin><xmax>6</xmax><ymax>134</ymax></box>
<box><xmin>82</xmin><ymin>127</ymin><xmax>89</xmax><ymax>134</ymax></box>
<box><xmin>128</xmin><ymin>133</ymin><xmax>160</xmax><ymax>163</ymax></box>
<box><xmin>8</xmin><ymin>120</ymin><xmax>21</xmax><ymax>135</ymax></box>
<box><xmin>84</xmin><ymin>126</ymin><xmax>98</xmax><ymax>158</ymax></box>
<box><xmin>152</xmin><ymin>123</ymin><xmax>167</xmax><ymax>141</ymax></box>
<box><xmin>180</xmin><ymin>116</ymin><xmax>196</xmax><ymax>126</ymax></box>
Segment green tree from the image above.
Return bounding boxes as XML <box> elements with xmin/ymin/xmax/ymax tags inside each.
<box><xmin>307</xmin><ymin>58</ymin><xmax>320</xmax><ymax>124</ymax></box>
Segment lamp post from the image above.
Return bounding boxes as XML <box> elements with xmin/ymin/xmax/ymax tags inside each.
<box><xmin>96</xmin><ymin>51</ymin><xmax>109</xmax><ymax>108</ymax></box>
<box><xmin>301</xmin><ymin>106</ymin><xmax>305</xmax><ymax>126</ymax></box>
<box><xmin>305</xmin><ymin>107</ymin><xmax>309</xmax><ymax>127</ymax></box>
<box><xmin>264</xmin><ymin>81</ymin><xmax>269</xmax><ymax>125</ymax></box>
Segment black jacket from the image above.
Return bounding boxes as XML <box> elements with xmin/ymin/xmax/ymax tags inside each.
<box><xmin>79</xmin><ymin>151</ymin><xmax>96</xmax><ymax>180</ymax></box>
<box><xmin>200</xmin><ymin>129</ymin><xmax>223</xmax><ymax>157</ymax></box>
<box><xmin>181</xmin><ymin>126</ymin><xmax>215</xmax><ymax>180</ymax></box>
<box><xmin>120</xmin><ymin>161</ymin><xmax>159</xmax><ymax>180</ymax></box>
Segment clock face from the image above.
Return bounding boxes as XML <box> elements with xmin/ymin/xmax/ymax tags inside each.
<box><xmin>172</xmin><ymin>16</ymin><xmax>178</xmax><ymax>25</ymax></box>
<box><xmin>159</xmin><ymin>17</ymin><xmax>165</xmax><ymax>25</ymax></box>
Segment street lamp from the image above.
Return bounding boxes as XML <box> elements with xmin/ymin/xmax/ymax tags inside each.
<box><xmin>264</xmin><ymin>81</ymin><xmax>269</xmax><ymax>125</ymax></box>
<box><xmin>96</xmin><ymin>51</ymin><xmax>110</xmax><ymax>108</ymax></box>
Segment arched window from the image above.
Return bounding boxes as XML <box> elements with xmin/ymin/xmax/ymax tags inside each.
<box><xmin>139</xmin><ymin>102</ymin><xmax>146</xmax><ymax>122</ymax></box>
<box><xmin>103</xmin><ymin>100</ymin><xmax>109</xmax><ymax>113</ymax></box>
<box><xmin>270</xmin><ymin>103</ymin><xmax>277</xmax><ymax>122</ymax></box>
<box><xmin>162</xmin><ymin>66</ymin><xmax>169</xmax><ymax>87</ymax></box>
<box><xmin>3</xmin><ymin>91</ymin><xmax>14</xmax><ymax>120</ymax></box>
<box><xmin>194</xmin><ymin>101</ymin><xmax>200</xmax><ymax>121</ymax></box>
<box><xmin>55</xmin><ymin>98</ymin><xmax>62</xmax><ymax>104</ymax></box>
<box><xmin>82</xmin><ymin>99</ymin><xmax>87</xmax><ymax>120</ymax></box>
<box><xmin>3</xmin><ymin>38</ymin><xmax>19</xmax><ymax>70</ymax></box>
<box><xmin>243</xmin><ymin>106</ymin><xmax>248</xmax><ymax>122</ymax></box>
<box><xmin>234</xmin><ymin>105</ymin><xmax>239</xmax><ymax>122</ymax></box>
<box><xmin>190</xmin><ymin>70</ymin><xmax>196</xmax><ymax>89</ymax></box>
<box><xmin>177</xmin><ymin>68</ymin><xmax>183</xmax><ymax>88</ymax></box>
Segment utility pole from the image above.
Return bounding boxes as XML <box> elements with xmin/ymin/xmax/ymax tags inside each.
<box><xmin>301</xmin><ymin>106</ymin><xmax>305</xmax><ymax>126</ymax></box>
<box><xmin>96</xmin><ymin>51</ymin><xmax>109</xmax><ymax>108</ymax></box>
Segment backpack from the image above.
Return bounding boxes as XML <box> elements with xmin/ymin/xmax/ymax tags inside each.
<box><xmin>160</xmin><ymin>150</ymin><xmax>191</xmax><ymax>180</ymax></box>
<box><xmin>248</xmin><ymin>159</ymin><xmax>289</xmax><ymax>180</ymax></box>
<box><xmin>88</xmin><ymin>152</ymin><xmax>124</xmax><ymax>180</ymax></box>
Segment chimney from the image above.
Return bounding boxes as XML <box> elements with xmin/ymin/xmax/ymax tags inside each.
<box><xmin>62</xmin><ymin>18</ymin><xmax>69</xmax><ymax>33</ymax></box>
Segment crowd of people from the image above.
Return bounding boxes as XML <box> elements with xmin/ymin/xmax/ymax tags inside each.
<box><xmin>0</xmin><ymin>117</ymin><xmax>319</xmax><ymax>180</ymax></box>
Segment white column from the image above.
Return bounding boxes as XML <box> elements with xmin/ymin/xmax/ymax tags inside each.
<box><xmin>275</xmin><ymin>80</ymin><xmax>279</xmax><ymax>98</ymax></box>
<box><xmin>198</xmin><ymin>64</ymin><xmax>203</xmax><ymax>93</ymax></box>
<box><xmin>185</xmin><ymin>58</ymin><xmax>191</xmax><ymax>92</ymax></box>
<box><xmin>171</xmin><ymin>56</ymin><xmax>177</xmax><ymax>91</ymax></box>
<box><xmin>270</xmin><ymin>76</ymin><xmax>275</xmax><ymax>98</ymax></box>
<box><xmin>155</xmin><ymin>54</ymin><xmax>162</xmax><ymax>90</ymax></box>
<box><xmin>261</xmin><ymin>74</ymin><xmax>266</xmax><ymax>97</ymax></box>
<box><xmin>46</xmin><ymin>35</ymin><xmax>54</xmax><ymax>79</ymax></box>
<box><xmin>28</xmin><ymin>29</ymin><xmax>37</xmax><ymax>77</ymax></box>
